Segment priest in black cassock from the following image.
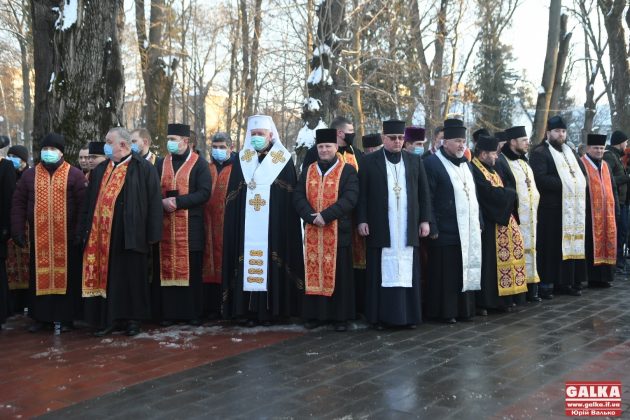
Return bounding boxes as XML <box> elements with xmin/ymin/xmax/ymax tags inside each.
<box><xmin>80</xmin><ymin>127</ymin><xmax>163</xmax><ymax>336</ymax></box>
<box><xmin>357</xmin><ymin>119</ymin><xmax>431</xmax><ymax>329</ymax></box>
<box><xmin>530</xmin><ymin>116</ymin><xmax>587</xmax><ymax>299</ymax></box>
<box><xmin>222</xmin><ymin>115</ymin><xmax>304</xmax><ymax>327</ymax></box>
<box><xmin>423</xmin><ymin>120</ymin><xmax>481</xmax><ymax>323</ymax></box>
<box><xmin>0</xmin><ymin>139</ymin><xmax>16</xmax><ymax>328</ymax></box>
<box><xmin>581</xmin><ymin>134</ymin><xmax>618</xmax><ymax>288</ymax></box>
<box><xmin>152</xmin><ymin>123</ymin><xmax>212</xmax><ymax>326</ymax></box>
<box><xmin>301</xmin><ymin>116</ymin><xmax>363</xmax><ymax>172</ymax></box>
<box><xmin>471</xmin><ymin>134</ymin><xmax>527</xmax><ymax>313</ymax></box>
<box><xmin>294</xmin><ymin>128</ymin><xmax>359</xmax><ymax>331</ymax></box>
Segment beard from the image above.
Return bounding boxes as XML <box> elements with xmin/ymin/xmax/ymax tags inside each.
<box><xmin>454</xmin><ymin>150</ymin><xmax>465</xmax><ymax>158</ymax></box>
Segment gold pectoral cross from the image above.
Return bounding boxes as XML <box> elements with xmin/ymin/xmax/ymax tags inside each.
<box><xmin>249</xmin><ymin>194</ymin><xmax>267</xmax><ymax>211</ymax></box>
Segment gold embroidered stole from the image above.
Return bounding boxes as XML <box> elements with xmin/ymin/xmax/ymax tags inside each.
<box><xmin>82</xmin><ymin>161</ymin><xmax>129</xmax><ymax>298</ymax></box>
<box><xmin>160</xmin><ymin>153</ymin><xmax>199</xmax><ymax>286</ymax></box>
<box><xmin>304</xmin><ymin>158</ymin><xmax>344</xmax><ymax>296</ymax></box>
<box><xmin>472</xmin><ymin>158</ymin><xmax>527</xmax><ymax>296</ymax></box>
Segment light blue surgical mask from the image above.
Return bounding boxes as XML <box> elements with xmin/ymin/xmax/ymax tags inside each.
<box><xmin>103</xmin><ymin>143</ymin><xmax>114</xmax><ymax>159</ymax></box>
<box><xmin>7</xmin><ymin>156</ymin><xmax>21</xmax><ymax>169</ymax></box>
<box><xmin>212</xmin><ymin>148</ymin><xmax>228</xmax><ymax>162</ymax></box>
<box><xmin>250</xmin><ymin>135</ymin><xmax>267</xmax><ymax>151</ymax></box>
<box><xmin>41</xmin><ymin>150</ymin><xmax>61</xmax><ymax>164</ymax></box>
<box><xmin>167</xmin><ymin>140</ymin><xmax>181</xmax><ymax>154</ymax></box>
<box><xmin>131</xmin><ymin>142</ymin><xmax>140</xmax><ymax>154</ymax></box>
<box><xmin>414</xmin><ymin>146</ymin><xmax>424</xmax><ymax>155</ymax></box>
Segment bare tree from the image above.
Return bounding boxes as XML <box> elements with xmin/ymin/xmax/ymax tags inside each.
<box><xmin>31</xmin><ymin>0</ymin><xmax>125</xmax><ymax>162</ymax></box>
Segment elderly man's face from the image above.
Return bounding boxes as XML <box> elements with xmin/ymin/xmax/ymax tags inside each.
<box><xmin>587</xmin><ymin>145</ymin><xmax>606</xmax><ymax>160</ymax></box>
<box><xmin>443</xmin><ymin>138</ymin><xmax>466</xmax><ymax>158</ymax></box>
<box><xmin>479</xmin><ymin>150</ymin><xmax>498</xmax><ymax>167</ymax></box>
<box><xmin>106</xmin><ymin>131</ymin><xmax>129</xmax><ymax>162</ymax></box>
<box><xmin>383</xmin><ymin>133</ymin><xmax>405</xmax><ymax>153</ymax></box>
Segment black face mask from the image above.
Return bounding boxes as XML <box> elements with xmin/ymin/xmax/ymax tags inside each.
<box><xmin>344</xmin><ymin>132</ymin><xmax>355</xmax><ymax>145</ymax></box>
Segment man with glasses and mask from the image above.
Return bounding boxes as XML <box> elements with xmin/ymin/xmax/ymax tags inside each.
<box><xmin>357</xmin><ymin>119</ymin><xmax>431</xmax><ymax>330</ymax></box>
<box><xmin>152</xmin><ymin>123</ymin><xmax>211</xmax><ymax>326</ymax></box>
<box><xmin>202</xmin><ymin>132</ymin><xmax>237</xmax><ymax>319</ymax></box>
<box><xmin>222</xmin><ymin>115</ymin><xmax>304</xmax><ymax>327</ymax></box>
<box><xmin>530</xmin><ymin>115</ymin><xmax>587</xmax><ymax>299</ymax></box>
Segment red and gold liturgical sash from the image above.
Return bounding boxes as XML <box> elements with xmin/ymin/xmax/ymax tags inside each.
<box><xmin>304</xmin><ymin>158</ymin><xmax>345</xmax><ymax>296</ymax></box>
<box><xmin>340</xmin><ymin>150</ymin><xmax>366</xmax><ymax>269</ymax></box>
<box><xmin>581</xmin><ymin>156</ymin><xmax>617</xmax><ymax>265</ymax></box>
<box><xmin>6</xmin><ymin>226</ymin><xmax>30</xmax><ymax>290</ymax></box>
<box><xmin>472</xmin><ymin>158</ymin><xmax>527</xmax><ymax>296</ymax></box>
<box><xmin>202</xmin><ymin>162</ymin><xmax>232</xmax><ymax>284</ymax></box>
<box><xmin>160</xmin><ymin>153</ymin><xmax>199</xmax><ymax>286</ymax></box>
<box><xmin>33</xmin><ymin>162</ymin><xmax>71</xmax><ymax>295</ymax></box>
<box><xmin>82</xmin><ymin>161</ymin><xmax>130</xmax><ymax>298</ymax></box>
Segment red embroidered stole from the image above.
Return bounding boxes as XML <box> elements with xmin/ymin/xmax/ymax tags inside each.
<box><xmin>304</xmin><ymin>158</ymin><xmax>345</xmax><ymax>296</ymax></box>
<box><xmin>6</xmin><ymin>225</ymin><xmax>30</xmax><ymax>290</ymax></box>
<box><xmin>581</xmin><ymin>156</ymin><xmax>617</xmax><ymax>265</ymax></box>
<box><xmin>160</xmin><ymin>153</ymin><xmax>199</xmax><ymax>286</ymax></box>
<box><xmin>339</xmin><ymin>149</ymin><xmax>366</xmax><ymax>269</ymax></box>
<box><xmin>472</xmin><ymin>158</ymin><xmax>527</xmax><ymax>296</ymax></box>
<box><xmin>202</xmin><ymin>161</ymin><xmax>233</xmax><ymax>284</ymax></box>
<box><xmin>82</xmin><ymin>160</ymin><xmax>130</xmax><ymax>298</ymax></box>
<box><xmin>33</xmin><ymin>162</ymin><xmax>71</xmax><ymax>296</ymax></box>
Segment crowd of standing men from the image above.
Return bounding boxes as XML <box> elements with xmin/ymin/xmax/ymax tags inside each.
<box><xmin>0</xmin><ymin>113</ymin><xmax>626</xmax><ymax>336</ymax></box>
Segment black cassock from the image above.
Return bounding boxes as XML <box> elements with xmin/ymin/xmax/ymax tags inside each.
<box><xmin>423</xmin><ymin>151</ymin><xmax>477</xmax><ymax>321</ymax></box>
<box><xmin>584</xmin><ymin>157</ymin><xmax>618</xmax><ymax>286</ymax></box>
<box><xmin>529</xmin><ymin>141</ymin><xmax>586</xmax><ymax>291</ymax></box>
<box><xmin>222</xmin><ymin>152</ymin><xmax>304</xmax><ymax>322</ymax></box>
<box><xmin>357</xmin><ymin>149</ymin><xmax>431</xmax><ymax>326</ymax></box>
<box><xmin>152</xmin><ymin>150</ymin><xmax>212</xmax><ymax>321</ymax></box>
<box><xmin>0</xmin><ymin>159</ymin><xmax>16</xmax><ymax>325</ymax></box>
<box><xmin>294</xmin><ymin>159</ymin><xmax>359</xmax><ymax>322</ymax></box>
<box><xmin>471</xmin><ymin>159</ymin><xmax>526</xmax><ymax>310</ymax></box>
<box><xmin>80</xmin><ymin>155</ymin><xmax>163</xmax><ymax>329</ymax></box>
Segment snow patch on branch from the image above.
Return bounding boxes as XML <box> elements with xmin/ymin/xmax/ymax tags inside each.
<box><xmin>296</xmin><ymin>119</ymin><xmax>327</xmax><ymax>149</ymax></box>
<box><xmin>48</xmin><ymin>72</ymin><xmax>55</xmax><ymax>92</ymax></box>
<box><xmin>308</xmin><ymin>66</ymin><xmax>333</xmax><ymax>85</ymax></box>
<box><xmin>304</xmin><ymin>97</ymin><xmax>322</xmax><ymax>112</ymax></box>
<box><xmin>537</xmin><ymin>86</ymin><xmax>545</xmax><ymax>95</ymax></box>
<box><xmin>53</xmin><ymin>0</ymin><xmax>79</xmax><ymax>31</ymax></box>
<box><xmin>313</xmin><ymin>44</ymin><xmax>333</xmax><ymax>58</ymax></box>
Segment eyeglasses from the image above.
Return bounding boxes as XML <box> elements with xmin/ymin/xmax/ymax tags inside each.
<box><xmin>386</xmin><ymin>135</ymin><xmax>405</xmax><ymax>141</ymax></box>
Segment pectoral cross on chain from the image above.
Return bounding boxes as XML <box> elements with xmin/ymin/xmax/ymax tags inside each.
<box><xmin>393</xmin><ymin>183</ymin><xmax>402</xmax><ymax>210</ymax></box>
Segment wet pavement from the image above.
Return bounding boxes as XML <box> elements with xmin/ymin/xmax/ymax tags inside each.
<box><xmin>2</xmin><ymin>277</ymin><xmax>630</xmax><ymax>419</ymax></box>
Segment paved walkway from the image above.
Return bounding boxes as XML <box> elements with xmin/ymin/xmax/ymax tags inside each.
<box><xmin>2</xmin><ymin>277</ymin><xmax>630</xmax><ymax>419</ymax></box>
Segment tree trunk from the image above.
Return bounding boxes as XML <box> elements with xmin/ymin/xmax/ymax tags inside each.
<box><xmin>31</xmin><ymin>0</ymin><xmax>125</xmax><ymax>163</ymax></box>
<box><xmin>599</xmin><ymin>0</ymin><xmax>630</xmax><ymax>134</ymax></box>
<box><xmin>243</xmin><ymin>0</ymin><xmax>262</xmax><ymax>119</ymax></box>
<box><xmin>549</xmin><ymin>13</ymin><xmax>572</xmax><ymax>113</ymax></box>
<box><xmin>19</xmin><ymin>37</ymin><xmax>32</xmax><ymax>152</ymax></box>
<box><xmin>135</xmin><ymin>0</ymin><xmax>178</xmax><ymax>155</ymax></box>
<box><xmin>226</xmin><ymin>11</ymin><xmax>239</xmax><ymax>141</ymax></box>
<box><xmin>350</xmin><ymin>0</ymin><xmax>364</xmax><ymax>148</ymax></box>
<box><xmin>531</xmin><ymin>0</ymin><xmax>561</xmax><ymax>144</ymax></box>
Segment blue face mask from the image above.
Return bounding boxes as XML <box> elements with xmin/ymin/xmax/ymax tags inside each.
<box><xmin>250</xmin><ymin>135</ymin><xmax>267</xmax><ymax>151</ymax></box>
<box><xmin>103</xmin><ymin>143</ymin><xmax>114</xmax><ymax>159</ymax></box>
<box><xmin>131</xmin><ymin>142</ymin><xmax>140</xmax><ymax>154</ymax></box>
<box><xmin>167</xmin><ymin>140</ymin><xmax>181</xmax><ymax>154</ymax></box>
<box><xmin>41</xmin><ymin>150</ymin><xmax>61</xmax><ymax>164</ymax></box>
<box><xmin>212</xmin><ymin>148</ymin><xmax>228</xmax><ymax>162</ymax></box>
<box><xmin>414</xmin><ymin>146</ymin><xmax>425</xmax><ymax>155</ymax></box>
<box><xmin>7</xmin><ymin>156</ymin><xmax>21</xmax><ymax>169</ymax></box>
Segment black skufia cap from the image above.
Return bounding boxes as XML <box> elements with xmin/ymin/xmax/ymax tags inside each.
<box><xmin>547</xmin><ymin>115</ymin><xmax>567</xmax><ymax>130</ymax></box>
<box><xmin>167</xmin><ymin>123</ymin><xmax>191</xmax><ymax>137</ymax></box>
<box><xmin>315</xmin><ymin>128</ymin><xmax>338</xmax><ymax>145</ymax></box>
<box><xmin>362</xmin><ymin>133</ymin><xmax>382</xmax><ymax>148</ymax></box>
<box><xmin>476</xmin><ymin>135</ymin><xmax>498</xmax><ymax>152</ymax></box>
<box><xmin>586</xmin><ymin>133</ymin><xmax>606</xmax><ymax>146</ymax></box>
<box><xmin>382</xmin><ymin>120</ymin><xmax>405</xmax><ymax>135</ymax></box>
<box><xmin>88</xmin><ymin>141</ymin><xmax>106</xmax><ymax>155</ymax></box>
<box><xmin>504</xmin><ymin>126</ymin><xmax>527</xmax><ymax>140</ymax></box>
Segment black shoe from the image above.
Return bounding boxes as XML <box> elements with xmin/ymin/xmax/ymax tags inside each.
<box><xmin>588</xmin><ymin>281</ymin><xmax>612</xmax><ymax>288</ymax></box>
<box><xmin>60</xmin><ymin>322</ymin><xmax>74</xmax><ymax>333</ymax></box>
<box><xmin>540</xmin><ymin>290</ymin><xmax>554</xmax><ymax>300</ymax></box>
<box><xmin>189</xmin><ymin>319</ymin><xmax>203</xmax><ymax>326</ymax></box>
<box><xmin>94</xmin><ymin>324</ymin><xmax>117</xmax><ymax>337</ymax></box>
<box><xmin>527</xmin><ymin>295</ymin><xmax>543</xmax><ymax>302</ymax></box>
<box><xmin>407</xmin><ymin>324</ymin><xmax>417</xmax><ymax>329</ymax></box>
<box><xmin>159</xmin><ymin>320</ymin><xmax>174</xmax><ymax>327</ymax></box>
<box><xmin>574</xmin><ymin>283</ymin><xmax>583</xmax><ymax>291</ymax></box>
<box><xmin>246</xmin><ymin>319</ymin><xmax>257</xmax><ymax>328</ymax></box>
<box><xmin>126</xmin><ymin>321</ymin><xmax>141</xmax><ymax>336</ymax></box>
<box><xmin>567</xmin><ymin>287</ymin><xmax>582</xmax><ymax>296</ymax></box>
<box><xmin>443</xmin><ymin>318</ymin><xmax>457</xmax><ymax>324</ymax></box>
<box><xmin>28</xmin><ymin>322</ymin><xmax>46</xmax><ymax>333</ymax></box>
<box><xmin>261</xmin><ymin>320</ymin><xmax>272</xmax><ymax>327</ymax></box>
<box><xmin>373</xmin><ymin>323</ymin><xmax>385</xmax><ymax>330</ymax></box>
<box><xmin>476</xmin><ymin>308</ymin><xmax>488</xmax><ymax>316</ymax></box>
<box><xmin>334</xmin><ymin>322</ymin><xmax>348</xmax><ymax>332</ymax></box>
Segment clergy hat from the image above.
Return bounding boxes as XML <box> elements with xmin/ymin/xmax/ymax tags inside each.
<box><xmin>40</xmin><ymin>133</ymin><xmax>65</xmax><ymax>153</ymax></box>
<box><xmin>547</xmin><ymin>115</ymin><xmax>567</xmax><ymax>130</ymax></box>
<box><xmin>362</xmin><ymin>133</ymin><xmax>382</xmax><ymax>148</ymax></box>
<box><xmin>443</xmin><ymin>126</ymin><xmax>467</xmax><ymax>140</ymax></box>
<box><xmin>315</xmin><ymin>128</ymin><xmax>338</xmax><ymax>145</ymax></box>
<box><xmin>167</xmin><ymin>123</ymin><xmax>190</xmax><ymax>137</ymax></box>
<box><xmin>88</xmin><ymin>141</ymin><xmax>106</xmax><ymax>156</ymax></box>
<box><xmin>444</xmin><ymin>118</ymin><xmax>464</xmax><ymax>128</ymax></box>
<box><xmin>610</xmin><ymin>130</ymin><xmax>628</xmax><ymax>146</ymax></box>
<box><xmin>382</xmin><ymin>119</ymin><xmax>405</xmax><ymax>135</ymax></box>
<box><xmin>586</xmin><ymin>133</ymin><xmax>607</xmax><ymax>146</ymax></box>
<box><xmin>404</xmin><ymin>126</ymin><xmax>425</xmax><ymax>142</ymax></box>
<box><xmin>505</xmin><ymin>126</ymin><xmax>527</xmax><ymax>140</ymax></box>
<box><xmin>0</xmin><ymin>135</ymin><xmax>9</xmax><ymax>149</ymax></box>
<box><xmin>495</xmin><ymin>131</ymin><xmax>507</xmax><ymax>142</ymax></box>
<box><xmin>476</xmin><ymin>135</ymin><xmax>498</xmax><ymax>152</ymax></box>
<box><xmin>8</xmin><ymin>145</ymin><xmax>28</xmax><ymax>163</ymax></box>
<box><xmin>472</xmin><ymin>128</ymin><xmax>489</xmax><ymax>143</ymax></box>
<box><xmin>247</xmin><ymin>115</ymin><xmax>273</xmax><ymax>132</ymax></box>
